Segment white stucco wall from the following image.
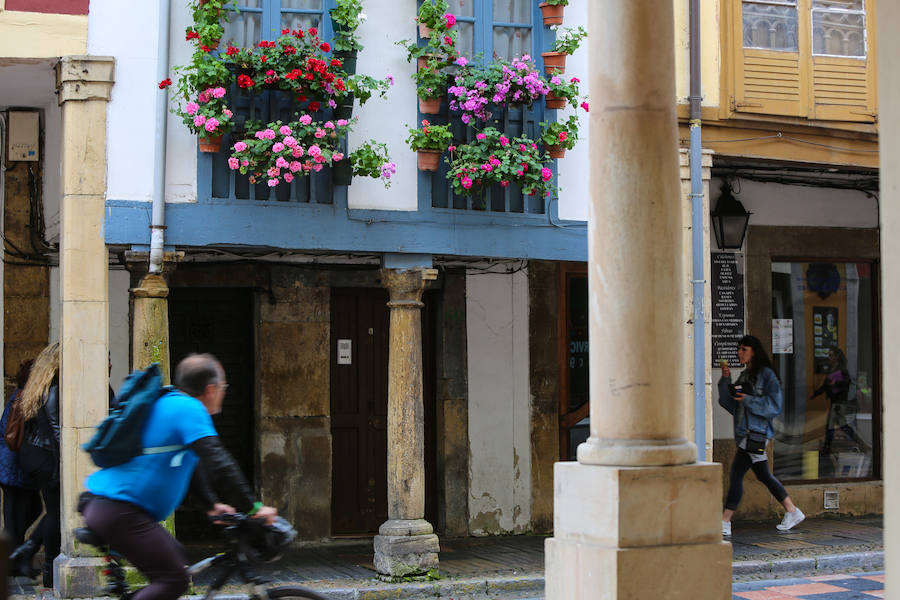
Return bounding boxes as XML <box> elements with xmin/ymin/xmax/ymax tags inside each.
<box><xmin>555</xmin><ymin>0</ymin><xmax>590</xmax><ymax>222</ymax></box>
<box><xmin>466</xmin><ymin>268</ymin><xmax>531</xmax><ymax>534</ymax></box>
<box><xmin>709</xmin><ymin>178</ymin><xmax>879</xmax><ymax>438</ymax></box>
<box><xmin>50</xmin><ymin>267</ymin><xmax>130</xmax><ymax>394</ymax></box>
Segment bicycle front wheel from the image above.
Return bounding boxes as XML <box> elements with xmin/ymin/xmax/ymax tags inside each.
<box><xmin>262</xmin><ymin>584</ymin><xmax>331</xmax><ymax>600</ymax></box>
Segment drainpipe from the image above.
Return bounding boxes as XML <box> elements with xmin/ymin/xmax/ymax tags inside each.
<box><xmin>689</xmin><ymin>0</ymin><xmax>706</xmax><ymax>461</ymax></box>
<box><xmin>150</xmin><ymin>0</ymin><xmax>171</xmax><ymax>274</ymax></box>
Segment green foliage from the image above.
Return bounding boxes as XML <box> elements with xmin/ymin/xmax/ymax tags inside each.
<box><xmin>406</xmin><ymin>120</ymin><xmax>454</xmax><ymax>151</ymax></box>
<box><xmin>543</xmin><ymin>0</ymin><xmax>568</xmax><ymax>6</ymax></box>
<box><xmin>349</xmin><ymin>141</ymin><xmax>395</xmax><ymax>187</ymax></box>
<box><xmin>546</xmin><ymin>73</ymin><xmax>581</xmax><ymax>105</ymax></box>
<box><xmin>551</xmin><ymin>25</ymin><xmax>587</xmax><ymax>55</ymax></box>
<box><xmin>417</xmin><ymin>0</ymin><xmax>450</xmax><ymax>30</ymax></box>
<box><xmin>414</xmin><ymin>66</ymin><xmax>449</xmax><ymax>100</ymax></box>
<box><xmin>330</xmin><ymin>0</ymin><xmax>366</xmax><ymax>52</ymax></box>
<box><xmin>539</xmin><ymin>114</ymin><xmax>579</xmax><ymax>151</ymax></box>
<box><xmin>446</xmin><ymin>127</ymin><xmax>554</xmax><ymax>199</ymax></box>
<box><xmin>346</xmin><ymin>73</ymin><xmax>391</xmax><ymax>105</ymax></box>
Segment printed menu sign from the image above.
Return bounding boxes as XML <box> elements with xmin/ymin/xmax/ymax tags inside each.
<box><xmin>711</xmin><ymin>253</ymin><xmax>744</xmax><ymax>368</ymax></box>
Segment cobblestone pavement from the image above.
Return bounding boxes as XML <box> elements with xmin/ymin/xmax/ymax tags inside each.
<box><xmin>7</xmin><ymin>515</ymin><xmax>883</xmax><ymax>598</ymax></box>
<box><xmin>733</xmin><ymin>571</ymin><xmax>884</xmax><ymax>599</ymax></box>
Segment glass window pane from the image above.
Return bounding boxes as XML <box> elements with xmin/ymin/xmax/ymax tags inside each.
<box><xmin>281</xmin><ymin>11</ymin><xmax>321</xmax><ymax>32</ymax></box>
<box><xmin>742</xmin><ymin>1</ymin><xmax>799</xmax><ymax>51</ymax></box>
<box><xmin>493</xmin><ymin>0</ymin><xmax>530</xmax><ymax>23</ymax></box>
<box><xmin>223</xmin><ymin>10</ymin><xmax>262</xmax><ymax>48</ymax></box>
<box><xmin>812</xmin><ymin>11</ymin><xmax>866</xmax><ymax>56</ymax></box>
<box><xmin>813</xmin><ymin>0</ymin><xmax>863</xmax><ymax>9</ymax></box>
<box><xmin>492</xmin><ymin>26</ymin><xmax>531</xmax><ymax>61</ymax></box>
<box><xmin>456</xmin><ymin>21</ymin><xmax>475</xmax><ymax>58</ymax></box>
<box><xmin>282</xmin><ymin>0</ymin><xmax>322</xmax><ymax>9</ymax></box>
<box><xmin>771</xmin><ymin>262</ymin><xmax>877</xmax><ymax>482</ymax></box>
<box><xmin>448</xmin><ymin>0</ymin><xmax>474</xmax><ymax>18</ymax></box>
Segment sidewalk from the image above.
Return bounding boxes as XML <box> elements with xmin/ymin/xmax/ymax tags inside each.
<box><xmin>7</xmin><ymin>515</ymin><xmax>883</xmax><ymax>599</ymax></box>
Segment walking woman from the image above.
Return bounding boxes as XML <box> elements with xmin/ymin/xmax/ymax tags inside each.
<box><xmin>810</xmin><ymin>347</ymin><xmax>869</xmax><ymax>454</ymax></box>
<box><xmin>719</xmin><ymin>335</ymin><xmax>804</xmax><ymax>537</ymax></box>
<box><xmin>14</xmin><ymin>343</ymin><xmax>61</xmax><ymax>587</ymax></box>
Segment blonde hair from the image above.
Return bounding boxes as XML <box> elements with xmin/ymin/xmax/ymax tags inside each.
<box><xmin>19</xmin><ymin>342</ymin><xmax>60</xmax><ymax>421</ymax></box>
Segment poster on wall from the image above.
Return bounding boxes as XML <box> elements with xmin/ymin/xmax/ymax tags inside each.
<box><xmin>812</xmin><ymin>306</ymin><xmax>839</xmax><ymax>373</ymax></box>
<box><xmin>772</xmin><ymin>319</ymin><xmax>793</xmax><ymax>354</ymax></box>
<box><xmin>711</xmin><ymin>253</ymin><xmax>745</xmax><ymax>368</ymax></box>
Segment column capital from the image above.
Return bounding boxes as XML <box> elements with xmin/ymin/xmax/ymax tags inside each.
<box><xmin>380</xmin><ymin>268</ymin><xmax>438</xmax><ymax>305</ymax></box>
<box><xmin>123</xmin><ymin>250</ymin><xmax>185</xmax><ymax>282</ymax></box>
<box><xmin>56</xmin><ymin>55</ymin><xmax>115</xmax><ymax>105</ymax></box>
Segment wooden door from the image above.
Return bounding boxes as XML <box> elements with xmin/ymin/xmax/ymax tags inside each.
<box><xmin>330</xmin><ymin>288</ymin><xmax>438</xmax><ymax>535</ymax></box>
<box><xmin>330</xmin><ymin>288</ymin><xmax>390</xmax><ymax>534</ymax></box>
<box><xmin>558</xmin><ymin>265</ymin><xmax>589</xmax><ymax>461</ymax></box>
<box><xmin>169</xmin><ymin>287</ymin><xmax>255</xmax><ymax>540</ymax></box>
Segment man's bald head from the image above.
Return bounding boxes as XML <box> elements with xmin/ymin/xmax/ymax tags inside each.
<box><xmin>174</xmin><ymin>353</ymin><xmax>225</xmax><ymax>398</ymax></box>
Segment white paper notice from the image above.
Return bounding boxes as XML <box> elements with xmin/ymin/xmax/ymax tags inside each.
<box><xmin>772</xmin><ymin>319</ymin><xmax>793</xmax><ymax>354</ymax></box>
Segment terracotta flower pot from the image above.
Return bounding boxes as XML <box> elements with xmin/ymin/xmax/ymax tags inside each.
<box><xmin>198</xmin><ymin>134</ymin><xmax>223</xmax><ymax>153</ymax></box>
<box><xmin>546</xmin><ymin>144</ymin><xmax>565</xmax><ymax>159</ymax></box>
<box><xmin>418</xmin><ymin>23</ymin><xmax>433</xmax><ymax>38</ymax></box>
<box><xmin>541</xmin><ymin>51</ymin><xmax>566</xmax><ymax>75</ymax></box>
<box><xmin>417</xmin><ymin>53</ymin><xmax>441</xmax><ymax>70</ymax></box>
<box><xmin>418</xmin><ymin>96</ymin><xmax>444</xmax><ymax>114</ymax></box>
<box><xmin>545</xmin><ymin>92</ymin><xmax>566</xmax><ymax>110</ymax></box>
<box><xmin>417</xmin><ymin>149</ymin><xmax>442</xmax><ymax>171</ymax></box>
<box><xmin>538</xmin><ymin>2</ymin><xmax>564</xmax><ymax>26</ymax></box>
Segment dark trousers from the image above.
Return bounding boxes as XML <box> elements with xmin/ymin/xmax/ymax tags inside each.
<box><xmin>2</xmin><ymin>485</ymin><xmax>43</xmax><ymax>547</ymax></box>
<box><xmin>725</xmin><ymin>448</ymin><xmax>788</xmax><ymax>512</ymax></box>
<box><xmin>38</xmin><ymin>483</ymin><xmax>60</xmax><ymax>579</ymax></box>
<box><xmin>82</xmin><ymin>497</ymin><xmax>189</xmax><ymax>600</ymax></box>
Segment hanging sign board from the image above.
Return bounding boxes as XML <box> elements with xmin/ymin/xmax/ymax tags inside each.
<box><xmin>711</xmin><ymin>253</ymin><xmax>745</xmax><ymax>368</ymax></box>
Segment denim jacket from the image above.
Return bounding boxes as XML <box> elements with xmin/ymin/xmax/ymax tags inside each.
<box><xmin>718</xmin><ymin>366</ymin><xmax>782</xmax><ymax>441</ymax></box>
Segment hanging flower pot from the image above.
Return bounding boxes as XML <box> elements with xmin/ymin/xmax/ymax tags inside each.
<box><xmin>418</xmin><ymin>23</ymin><xmax>433</xmax><ymax>38</ymax></box>
<box><xmin>334</xmin><ymin>50</ymin><xmax>358</xmax><ymax>75</ymax></box>
<box><xmin>418</xmin><ymin>96</ymin><xmax>444</xmax><ymax>115</ymax></box>
<box><xmin>417</xmin><ymin>149</ymin><xmax>442</xmax><ymax>171</ymax></box>
<box><xmin>417</xmin><ymin>53</ymin><xmax>441</xmax><ymax>71</ymax></box>
<box><xmin>538</xmin><ymin>2</ymin><xmax>564</xmax><ymax>26</ymax></box>
<box><xmin>198</xmin><ymin>134</ymin><xmax>223</xmax><ymax>153</ymax></box>
<box><xmin>334</xmin><ymin>94</ymin><xmax>354</xmax><ymax>120</ymax></box>
<box><xmin>330</xmin><ymin>9</ymin><xmax>351</xmax><ymax>36</ymax></box>
<box><xmin>545</xmin><ymin>92</ymin><xmax>566</xmax><ymax>110</ymax></box>
<box><xmin>541</xmin><ymin>51</ymin><xmax>567</xmax><ymax>75</ymax></box>
<box><xmin>546</xmin><ymin>145</ymin><xmax>565</xmax><ymax>159</ymax></box>
<box><xmin>332</xmin><ymin>158</ymin><xmax>353</xmax><ymax>185</ymax></box>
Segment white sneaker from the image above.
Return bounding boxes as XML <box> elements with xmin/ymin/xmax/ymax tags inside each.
<box><xmin>776</xmin><ymin>508</ymin><xmax>805</xmax><ymax>531</ymax></box>
<box><xmin>722</xmin><ymin>521</ymin><xmax>731</xmax><ymax>537</ymax></box>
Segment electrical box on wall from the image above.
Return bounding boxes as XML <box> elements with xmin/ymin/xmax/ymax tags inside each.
<box><xmin>7</xmin><ymin>111</ymin><xmax>40</xmax><ymax>162</ymax></box>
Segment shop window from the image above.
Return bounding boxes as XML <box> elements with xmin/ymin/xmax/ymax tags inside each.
<box><xmin>726</xmin><ymin>0</ymin><xmax>876</xmax><ymax>122</ymax></box>
<box><xmin>771</xmin><ymin>261</ymin><xmax>878</xmax><ymax>482</ymax></box>
<box><xmin>427</xmin><ymin>0</ymin><xmax>547</xmax><ymax>215</ymax></box>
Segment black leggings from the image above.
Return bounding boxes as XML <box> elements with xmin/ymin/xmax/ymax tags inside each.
<box><xmin>1</xmin><ymin>485</ymin><xmax>43</xmax><ymax>547</ymax></box>
<box><xmin>82</xmin><ymin>497</ymin><xmax>189</xmax><ymax>600</ymax></box>
<box><xmin>724</xmin><ymin>448</ymin><xmax>788</xmax><ymax>512</ymax></box>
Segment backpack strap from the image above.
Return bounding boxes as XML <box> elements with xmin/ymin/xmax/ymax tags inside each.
<box><xmin>143</xmin><ymin>444</ymin><xmax>186</xmax><ymax>455</ymax></box>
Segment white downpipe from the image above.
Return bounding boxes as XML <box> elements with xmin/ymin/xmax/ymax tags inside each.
<box><xmin>150</xmin><ymin>0</ymin><xmax>171</xmax><ymax>274</ymax></box>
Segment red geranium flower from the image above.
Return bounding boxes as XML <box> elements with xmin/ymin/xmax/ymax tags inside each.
<box><xmin>294</xmin><ymin>29</ymin><xmax>304</xmax><ymax>38</ymax></box>
<box><xmin>283</xmin><ymin>45</ymin><xmax>297</xmax><ymax>55</ymax></box>
<box><xmin>260</xmin><ymin>55</ymin><xmax>267</xmax><ymax>63</ymax></box>
<box><xmin>319</xmin><ymin>42</ymin><xmax>330</xmax><ymax>52</ymax></box>
<box><xmin>444</xmin><ymin>36</ymin><xmax>453</xmax><ymax>46</ymax></box>
<box><xmin>281</xmin><ymin>28</ymin><xmax>290</xmax><ymax>34</ymax></box>
<box><xmin>308</xmin><ymin>27</ymin><xmax>318</xmax><ymax>36</ymax></box>
<box><xmin>237</xmin><ymin>74</ymin><xmax>255</xmax><ymax>88</ymax></box>
<box><xmin>200</xmin><ymin>45</ymin><xmax>212</xmax><ymax>52</ymax></box>
<box><xmin>330</xmin><ymin>58</ymin><xmax>342</xmax><ymax>68</ymax></box>
<box><xmin>186</xmin><ymin>30</ymin><xmax>199</xmax><ymax>40</ymax></box>
<box><xmin>308</xmin><ymin>101</ymin><xmax>321</xmax><ymax>112</ymax></box>
<box><xmin>158</xmin><ymin>78</ymin><xmax>172</xmax><ymax>89</ymax></box>
<box><xmin>225</xmin><ymin>45</ymin><xmax>239</xmax><ymax>56</ymax></box>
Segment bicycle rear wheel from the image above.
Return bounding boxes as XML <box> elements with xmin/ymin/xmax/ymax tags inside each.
<box><xmin>263</xmin><ymin>584</ymin><xmax>331</xmax><ymax>600</ymax></box>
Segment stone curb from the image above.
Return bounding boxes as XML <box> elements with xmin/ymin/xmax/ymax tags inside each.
<box><xmin>732</xmin><ymin>551</ymin><xmax>884</xmax><ymax>579</ymax></box>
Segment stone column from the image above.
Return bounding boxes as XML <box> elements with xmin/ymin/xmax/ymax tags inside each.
<box><xmin>125</xmin><ymin>251</ymin><xmax>183</xmax><ymax>378</ymax></box>
<box><xmin>374</xmin><ymin>267</ymin><xmax>440</xmax><ymax>577</ymax></box>
<box><xmin>54</xmin><ymin>55</ymin><xmax>115</xmax><ymax>597</ymax></box>
<box><xmin>877</xmin><ymin>1</ymin><xmax>900</xmax><ymax>595</ymax></box>
<box><xmin>544</xmin><ymin>3</ymin><xmax>731</xmax><ymax>599</ymax></box>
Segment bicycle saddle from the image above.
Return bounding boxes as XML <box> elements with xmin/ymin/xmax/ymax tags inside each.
<box><xmin>74</xmin><ymin>527</ymin><xmax>106</xmax><ymax>547</ymax></box>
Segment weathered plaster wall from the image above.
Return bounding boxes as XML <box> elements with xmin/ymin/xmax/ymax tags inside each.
<box><xmin>527</xmin><ymin>260</ymin><xmax>559</xmax><ymax>534</ymax></box>
<box><xmin>466</xmin><ymin>268</ymin><xmax>531</xmax><ymax>534</ymax></box>
<box><xmin>0</xmin><ymin>9</ymin><xmax>88</xmax><ymax>57</ymax></box>
<box><xmin>3</xmin><ymin>162</ymin><xmax>49</xmax><ymax>395</ymax></box>
<box><xmin>257</xmin><ymin>268</ymin><xmax>332</xmax><ymax>540</ymax></box>
<box><xmin>672</xmin><ymin>0</ymin><xmax>720</xmax><ymax>108</ymax></box>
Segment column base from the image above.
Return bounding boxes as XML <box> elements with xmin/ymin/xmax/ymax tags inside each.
<box><xmin>546</xmin><ymin>538</ymin><xmax>731</xmax><ymax>599</ymax></box>
<box><xmin>54</xmin><ymin>554</ymin><xmax>105</xmax><ymax>598</ymax></box>
<box><xmin>373</xmin><ymin>519</ymin><xmax>439</xmax><ymax>577</ymax></box>
<box><xmin>577</xmin><ymin>436</ymin><xmax>697</xmax><ymax>466</ymax></box>
<box><xmin>545</xmin><ymin>461</ymin><xmax>730</xmax><ymax>599</ymax></box>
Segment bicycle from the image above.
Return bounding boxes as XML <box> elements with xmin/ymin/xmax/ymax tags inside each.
<box><xmin>75</xmin><ymin>512</ymin><xmax>329</xmax><ymax>600</ymax></box>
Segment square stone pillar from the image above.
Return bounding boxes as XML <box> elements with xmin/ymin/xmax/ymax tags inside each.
<box><xmin>54</xmin><ymin>55</ymin><xmax>115</xmax><ymax>597</ymax></box>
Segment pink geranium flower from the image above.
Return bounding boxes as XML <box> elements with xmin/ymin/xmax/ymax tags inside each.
<box><xmin>233</xmin><ymin>141</ymin><xmax>247</xmax><ymax>152</ymax></box>
<box><xmin>444</xmin><ymin>13</ymin><xmax>456</xmax><ymax>28</ymax></box>
<box><xmin>227</xmin><ymin>157</ymin><xmax>239</xmax><ymax>170</ymax></box>
<box><xmin>185</xmin><ymin>102</ymin><xmax>199</xmax><ymax>115</ymax></box>
<box><xmin>272</xmin><ymin>142</ymin><xmax>285</xmax><ymax>152</ymax></box>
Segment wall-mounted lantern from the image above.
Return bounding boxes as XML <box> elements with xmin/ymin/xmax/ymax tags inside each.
<box><xmin>711</xmin><ymin>181</ymin><xmax>751</xmax><ymax>250</ymax></box>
